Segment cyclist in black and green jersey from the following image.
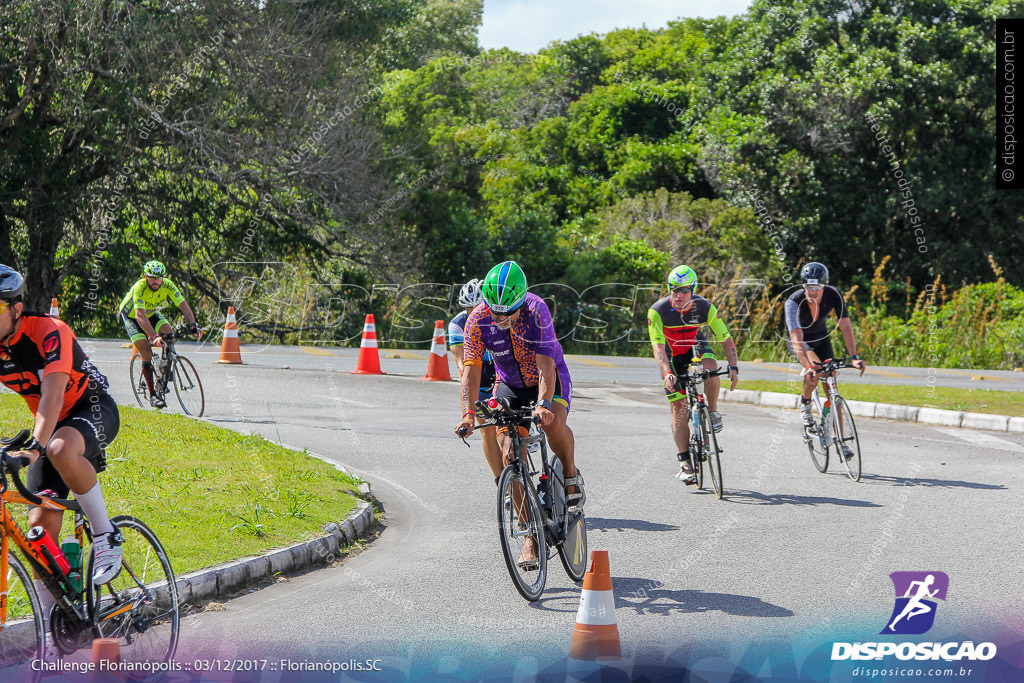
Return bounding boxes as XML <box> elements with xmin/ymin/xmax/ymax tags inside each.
<box><xmin>648</xmin><ymin>265</ymin><xmax>739</xmax><ymax>484</ymax></box>
<box><xmin>118</xmin><ymin>260</ymin><xmax>202</xmax><ymax>408</ymax></box>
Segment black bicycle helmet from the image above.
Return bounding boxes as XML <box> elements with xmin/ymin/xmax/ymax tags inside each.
<box><xmin>0</xmin><ymin>265</ymin><xmax>25</xmax><ymax>302</ymax></box>
<box><xmin>799</xmin><ymin>262</ymin><xmax>829</xmax><ymax>285</ymax></box>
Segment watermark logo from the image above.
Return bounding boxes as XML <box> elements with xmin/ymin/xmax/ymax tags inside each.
<box><xmin>881</xmin><ymin>571</ymin><xmax>948</xmax><ymax>635</ymax></box>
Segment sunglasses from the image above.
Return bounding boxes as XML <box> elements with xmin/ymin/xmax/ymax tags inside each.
<box><xmin>669</xmin><ymin>286</ymin><xmax>694</xmax><ymax>294</ymax></box>
<box><xmin>0</xmin><ymin>300</ymin><xmax>8</xmax><ymax>314</ymax></box>
<box><xmin>804</xmin><ymin>285</ymin><xmax>823</xmax><ymax>293</ymax></box>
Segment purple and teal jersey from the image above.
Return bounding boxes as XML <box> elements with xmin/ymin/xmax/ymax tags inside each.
<box><xmin>463</xmin><ymin>292</ymin><xmax>572</xmax><ymax>406</ymax></box>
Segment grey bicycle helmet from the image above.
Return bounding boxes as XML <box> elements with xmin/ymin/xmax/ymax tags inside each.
<box><xmin>800</xmin><ymin>262</ymin><xmax>829</xmax><ymax>285</ymax></box>
<box><xmin>0</xmin><ymin>265</ymin><xmax>25</xmax><ymax>302</ymax></box>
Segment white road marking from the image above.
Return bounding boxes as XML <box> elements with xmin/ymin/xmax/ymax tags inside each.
<box><xmin>933</xmin><ymin>427</ymin><xmax>1023</xmax><ymax>454</ymax></box>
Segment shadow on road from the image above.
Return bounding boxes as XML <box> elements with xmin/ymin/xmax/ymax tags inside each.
<box><xmin>858</xmin><ymin>473</ymin><xmax>1006</xmax><ymax>490</ymax></box>
<box><xmin>610</xmin><ymin>577</ymin><xmax>794</xmax><ymax>617</ymax></box>
<box><xmin>585</xmin><ymin>518</ymin><xmax>680</xmax><ymax>532</ymax></box>
<box><xmin>718</xmin><ymin>489</ymin><xmax>881</xmax><ymax>507</ymax></box>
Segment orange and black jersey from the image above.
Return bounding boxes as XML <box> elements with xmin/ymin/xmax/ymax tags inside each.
<box><xmin>0</xmin><ymin>312</ymin><xmax>110</xmax><ymax>420</ymax></box>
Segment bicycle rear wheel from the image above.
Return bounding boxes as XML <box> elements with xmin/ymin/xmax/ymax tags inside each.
<box><xmin>699</xmin><ymin>406</ymin><xmax>724</xmax><ymax>499</ymax></box>
<box><xmin>128</xmin><ymin>353</ymin><xmax>151</xmax><ymax>408</ymax></box>
<box><xmin>804</xmin><ymin>397</ymin><xmax>828</xmax><ymax>473</ymax></box>
<box><xmin>0</xmin><ymin>553</ymin><xmax>44</xmax><ymax>683</ymax></box>
<box><xmin>833</xmin><ymin>397</ymin><xmax>862</xmax><ymax>481</ymax></box>
<box><xmin>688</xmin><ymin>419</ymin><xmax>704</xmax><ymax>490</ymax></box>
<box><xmin>497</xmin><ymin>465</ymin><xmax>548</xmax><ymax>601</ymax></box>
<box><xmin>87</xmin><ymin>515</ymin><xmax>179</xmax><ymax>675</ymax></box>
<box><xmin>171</xmin><ymin>355</ymin><xmax>205</xmax><ymax>417</ymax></box>
<box><xmin>557</xmin><ymin>511</ymin><xmax>588</xmax><ymax>583</ymax></box>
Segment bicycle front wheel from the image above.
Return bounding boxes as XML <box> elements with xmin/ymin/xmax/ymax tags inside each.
<box><xmin>87</xmin><ymin>515</ymin><xmax>180</xmax><ymax>675</ymax></box>
<box><xmin>497</xmin><ymin>465</ymin><xmax>548</xmax><ymax>601</ymax></box>
<box><xmin>833</xmin><ymin>397</ymin><xmax>862</xmax><ymax>481</ymax></box>
<box><xmin>557</xmin><ymin>511</ymin><xmax>588</xmax><ymax>583</ymax></box>
<box><xmin>0</xmin><ymin>553</ymin><xmax>44</xmax><ymax>683</ymax></box>
<box><xmin>804</xmin><ymin>399</ymin><xmax>828</xmax><ymax>473</ymax></box>
<box><xmin>128</xmin><ymin>353</ymin><xmax>151</xmax><ymax>409</ymax></box>
<box><xmin>689</xmin><ymin>421</ymin><xmax>704</xmax><ymax>490</ymax></box>
<box><xmin>171</xmin><ymin>355</ymin><xmax>205</xmax><ymax>417</ymax></box>
<box><xmin>699</xmin><ymin>406</ymin><xmax>724</xmax><ymax>499</ymax></box>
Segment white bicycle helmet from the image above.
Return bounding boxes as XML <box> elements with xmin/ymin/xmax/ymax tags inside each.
<box><xmin>458</xmin><ymin>278</ymin><xmax>485</xmax><ymax>308</ymax></box>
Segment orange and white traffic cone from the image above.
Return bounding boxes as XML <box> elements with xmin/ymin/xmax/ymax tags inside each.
<box><xmin>351</xmin><ymin>314</ymin><xmax>385</xmax><ymax>375</ymax></box>
<box><xmin>422</xmin><ymin>320</ymin><xmax>452</xmax><ymax>381</ymax></box>
<box><xmin>49</xmin><ymin>298</ymin><xmax>59</xmax><ymax>317</ymax></box>
<box><xmin>569</xmin><ymin>550</ymin><xmax>622</xmax><ymax>661</ymax></box>
<box><xmin>91</xmin><ymin>637</ymin><xmax>121</xmax><ymax>681</ymax></box>
<box><xmin>217</xmin><ymin>306</ymin><xmax>243</xmax><ymax>364</ymax></box>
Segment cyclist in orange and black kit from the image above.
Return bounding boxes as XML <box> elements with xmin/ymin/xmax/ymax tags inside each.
<box><xmin>0</xmin><ymin>266</ymin><xmax>124</xmax><ymax>609</ymax></box>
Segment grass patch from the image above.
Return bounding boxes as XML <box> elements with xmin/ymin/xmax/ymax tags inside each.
<box><xmin>0</xmin><ymin>395</ymin><xmax>363</xmax><ymax>574</ymax></box>
<box><xmin>736</xmin><ymin>380</ymin><xmax>1024</xmax><ymax>416</ymax></box>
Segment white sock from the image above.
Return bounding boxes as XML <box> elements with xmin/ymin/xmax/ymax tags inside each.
<box><xmin>75</xmin><ymin>483</ymin><xmax>113</xmax><ymax>536</ymax></box>
<box><xmin>33</xmin><ymin>579</ymin><xmax>54</xmax><ymax>630</ymax></box>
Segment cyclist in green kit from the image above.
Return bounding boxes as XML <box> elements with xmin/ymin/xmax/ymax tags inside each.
<box><xmin>117</xmin><ymin>261</ymin><xmax>202</xmax><ymax>408</ymax></box>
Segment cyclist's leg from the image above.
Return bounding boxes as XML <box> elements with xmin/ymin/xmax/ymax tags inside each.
<box><xmin>124</xmin><ymin>311</ymin><xmax>157</xmax><ymax>393</ymax></box>
<box><xmin>665</xmin><ymin>351</ymin><xmax>691</xmax><ymax>450</ymax></box>
<box><xmin>477</xmin><ymin>383</ymin><xmax>503</xmax><ymax>479</ymax></box>
<box><xmin>696</xmin><ymin>335</ymin><xmax>721</xmax><ymax>413</ymax></box>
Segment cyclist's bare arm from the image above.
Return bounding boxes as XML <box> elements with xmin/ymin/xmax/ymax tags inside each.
<box><xmin>534</xmin><ymin>353</ymin><xmax>558</xmax><ymax>426</ymax></box>
<box><xmin>456</xmin><ymin>363</ymin><xmax>482</xmax><ymax>436</ymax></box>
<box><xmin>451</xmin><ymin>344</ymin><xmax>465</xmax><ymax>376</ymax></box>
<box><xmin>652</xmin><ymin>343</ymin><xmax>675</xmax><ymax>390</ymax></box>
<box><xmin>720</xmin><ymin>337</ymin><xmax>740</xmax><ymax>390</ymax></box>
<box><xmin>789</xmin><ymin>329</ymin><xmax>821</xmax><ymax>373</ymax></box>
<box><xmin>837</xmin><ymin>317</ymin><xmax>866</xmax><ymax>374</ymax></box>
<box><xmin>177</xmin><ymin>301</ymin><xmax>201</xmax><ymax>338</ymax></box>
<box><xmin>20</xmin><ymin>372</ymin><xmax>67</xmax><ymax>465</ymax></box>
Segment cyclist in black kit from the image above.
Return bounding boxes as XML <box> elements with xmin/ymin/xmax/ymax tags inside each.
<box><xmin>785</xmin><ymin>262</ymin><xmax>867</xmax><ymax>459</ymax></box>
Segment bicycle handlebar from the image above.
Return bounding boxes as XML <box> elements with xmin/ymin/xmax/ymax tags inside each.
<box><xmin>457</xmin><ymin>398</ymin><xmax>541</xmax><ymax>447</ymax></box>
<box><xmin>812</xmin><ymin>356</ymin><xmax>855</xmax><ymax>373</ymax></box>
<box><xmin>0</xmin><ymin>429</ymin><xmax>42</xmax><ymax>505</ymax></box>
<box><xmin>685</xmin><ymin>365</ymin><xmax>731</xmax><ymax>383</ymax></box>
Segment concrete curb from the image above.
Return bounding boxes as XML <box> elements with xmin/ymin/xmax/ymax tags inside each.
<box><xmin>175</xmin><ymin>500</ymin><xmax>377</xmax><ymax>606</ymax></box>
<box><xmin>719</xmin><ymin>389</ymin><xmax>1020</xmax><ymax>433</ymax></box>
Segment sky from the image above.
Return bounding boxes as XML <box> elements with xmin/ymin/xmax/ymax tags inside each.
<box><xmin>479</xmin><ymin>0</ymin><xmax>753</xmax><ymax>53</ymax></box>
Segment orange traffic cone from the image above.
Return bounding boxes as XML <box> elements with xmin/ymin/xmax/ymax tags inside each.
<box><xmin>49</xmin><ymin>298</ymin><xmax>59</xmax><ymax>317</ymax></box>
<box><xmin>91</xmin><ymin>637</ymin><xmax>121</xmax><ymax>680</ymax></box>
<box><xmin>351</xmin><ymin>314</ymin><xmax>385</xmax><ymax>375</ymax></box>
<box><xmin>569</xmin><ymin>550</ymin><xmax>622</xmax><ymax>661</ymax></box>
<box><xmin>422</xmin><ymin>320</ymin><xmax>452</xmax><ymax>381</ymax></box>
<box><xmin>217</xmin><ymin>306</ymin><xmax>243</xmax><ymax>364</ymax></box>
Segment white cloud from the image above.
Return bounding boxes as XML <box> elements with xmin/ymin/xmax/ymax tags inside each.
<box><xmin>479</xmin><ymin>0</ymin><xmax>752</xmax><ymax>53</ymax></box>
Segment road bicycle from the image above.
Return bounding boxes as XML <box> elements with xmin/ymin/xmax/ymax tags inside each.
<box><xmin>802</xmin><ymin>356</ymin><xmax>862</xmax><ymax>481</ymax></box>
<box><xmin>0</xmin><ymin>430</ymin><xmax>180</xmax><ymax>681</ymax></box>
<box><xmin>459</xmin><ymin>398</ymin><xmax>588</xmax><ymax>601</ymax></box>
<box><xmin>130</xmin><ymin>324</ymin><xmax>205</xmax><ymax>417</ymax></box>
<box><xmin>679</xmin><ymin>364</ymin><xmax>730</xmax><ymax>499</ymax></box>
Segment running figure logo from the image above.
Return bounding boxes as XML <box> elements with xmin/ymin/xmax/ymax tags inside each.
<box><xmin>881</xmin><ymin>571</ymin><xmax>949</xmax><ymax>635</ymax></box>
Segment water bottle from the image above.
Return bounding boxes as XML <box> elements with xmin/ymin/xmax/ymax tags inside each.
<box><xmin>62</xmin><ymin>538</ymin><xmax>83</xmax><ymax>593</ymax></box>
<box><xmin>27</xmin><ymin>526</ymin><xmax>70</xmax><ymax>575</ymax></box>
<box><xmin>821</xmin><ymin>400</ymin><xmax>832</xmax><ymax>440</ymax></box>
<box><xmin>537</xmin><ymin>475</ymin><xmax>550</xmax><ymax>511</ymax></box>
<box><xmin>822</xmin><ymin>399</ymin><xmax>831</xmax><ymax>419</ymax></box>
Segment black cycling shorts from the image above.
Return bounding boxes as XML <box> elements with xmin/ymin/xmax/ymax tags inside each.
<box><xmin>26</xmin><ymin>393</ymin><xmax>120</xmax><ymax>499</ymax></box>
<box><xmin>121</xmin><ymin>310</ymin><xmax>171</xmax><ymax>344</ymax></box>
<box><xmin>787</xmin><ymin>336</ymin><xmax>836</xmax><ymax>367</ymax></box>
<box><xmin>493</xmin><ymin>375</ymin><xmax>568</xmax><ymax>413</ymax></box>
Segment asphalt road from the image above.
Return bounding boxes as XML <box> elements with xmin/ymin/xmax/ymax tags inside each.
<box><xmin>57</xmin><ymin>342</ymin><xmax>1024</xmax><ymax>679</ymax></box>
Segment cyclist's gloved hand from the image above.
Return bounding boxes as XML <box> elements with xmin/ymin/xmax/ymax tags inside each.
<box><xmin>852</xmin><ymin>358</ymin><xmax>866</xmax><ymax>375</ymax></box>
<box><xmin>150</xmin><ymin>335</ymin><xmax>164</xmax><ymax>348</ymax></box>
<box><xmin>191</xmin><ymin>323</ymin><xmax>203</xmax><ymax>340</ymax></box>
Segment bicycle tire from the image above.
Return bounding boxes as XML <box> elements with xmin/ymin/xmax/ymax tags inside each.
<box><xmin>689</xmin><ymin>411</ymin><xmax>704</xmax><ymax>490</ymax></box>
<box><xmin>804</xmin><ymin>396</ymin><xmax>829</xmax><ymax>473</ymax></box>
<box><xmin>557</xmin><ymin>511</ymin><xmax>588</xmax><ymax>583</ymax></box>
<box><xmin>128</xmin><ymin>353</ymin><xmax>151</xmax><ymax>409</ymax></box>
<box><xmin>87</xmin><ymin>515</ymin><xmax>180</xmax><ymax>676</ymax></box>
<box><xmin>497</xmin><ymin>464</ymin><xmax>548</xmax><ymax>601</ymax></box>
<box><xmin>171</xmin><ymin>354</ymin><xmax>205</xmax><ymax>417</ymax></box>
<box><xmin>0</xmin><ymin>552</ymin><xmax>44</xmax><ymax>683</ymax></box>
<box><xmin>833</xmin><ymin>397</ymin><xmax>862</xmax><ymax>482</ymax></box>
<box><xmin>699</xmin><ymin>405</ymin><xmax>724</xmax><ymax>499</ymax></box>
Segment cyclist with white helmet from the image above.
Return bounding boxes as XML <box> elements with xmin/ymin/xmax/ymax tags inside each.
<box><xmin>453</xmin><ymin>261</ymin><xmax>582</xmax><ymax>569</ymax></box>
<box><xmin>786</xmin><ymin>262</ymin><xmax>867</xmax><ymax>460</ymax></box>
<box><xmin>117</xmin><ymin>260</ymin><xmax>202</xmax><ymax>408</ymax></box>
<box><xmin>648</xmin><ymin>265</ymin><xmax>739</xmax><ymax>484</ymax></box>
<box><xmin>449</xmin><ymin>278</ymin><xmax>502</xmax><ymax>479</ymax></box>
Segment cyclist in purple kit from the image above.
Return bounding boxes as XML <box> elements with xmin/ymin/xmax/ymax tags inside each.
<box><xmin>453</xmin><ymin>261</ymin><xmax>582</xmax><ymax>569</ymax></box>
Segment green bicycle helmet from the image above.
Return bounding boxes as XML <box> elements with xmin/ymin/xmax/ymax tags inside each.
<box><xmin>667</xmin><ymin>264</ymin><xmax>698</xmax><ymax>292</ymax></box>
<box><xmin>482</xmin><ymin>261</ymin><xmax>528</xmax><ymax>314</ymax></box>
<box><xmin>143</xmin><ymin>260</ymin><xmax>166</xmax><ymax>277</ymax></box>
